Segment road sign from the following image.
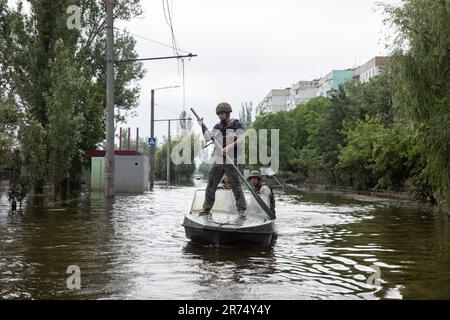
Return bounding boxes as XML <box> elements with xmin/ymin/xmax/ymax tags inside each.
<box><xmin>148</xmin><ymin>137</ymin><xmax>156</xmax><ymax>146</ymax></box>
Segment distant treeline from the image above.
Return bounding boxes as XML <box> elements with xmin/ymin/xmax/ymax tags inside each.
<box><xmin>248</xmin><ymin>0</ymin><xmax>450</xmax><ymax>210</ymax></box>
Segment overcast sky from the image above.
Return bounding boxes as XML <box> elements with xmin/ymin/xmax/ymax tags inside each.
<box><xmin>116</xmin><ymin>0</ymin><xmax>398</xmax><ymax>144</ymax></box>
<box><xmin>9</xmin><ymin>0</ymin><xmax>398</xmax><ymax>144</ymax></box>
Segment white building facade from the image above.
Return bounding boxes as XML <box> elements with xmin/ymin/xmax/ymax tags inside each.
<box><xmin>317</xmin><ymin>69</ymin><xmax>355</xmax><ymax>97</ymax></box>
<box><xmin>354</xmin><ymin>56</ymin><xmax>388</xmax><ymax>83</ymax></box>
<box><xmin>256</xmin><ymin>56</ymin><xmax>389</xmax><ymax>115</ymax></box>
<box><xmin>256</xmin><ymin>88</ymin><xmax>290</xmax><ymax>115</ymax></box>
<box><xmin>287</xmin><ymin>80</ymin><xmax>320</xmax><ymax>109</ymax></box>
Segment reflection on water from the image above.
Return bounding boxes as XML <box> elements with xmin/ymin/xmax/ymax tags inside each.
<box><xmin>182</xmin><ymin>242</ymin><xmax>277</xmax><ymax>300</ymax></box>
<box><xmin>0</xmin><ymin>183</ymin><xmax>449</xmax><ymax>299</ymax></box>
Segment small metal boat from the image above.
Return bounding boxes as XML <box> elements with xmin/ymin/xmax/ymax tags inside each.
<box><xmin>183</xmin><ymin>189</ymin><xmax>277</xmax><ymax>246</ymax></box>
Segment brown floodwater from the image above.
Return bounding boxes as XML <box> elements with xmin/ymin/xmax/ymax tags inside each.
<box><xmin>0</xmin><ymin>180</ymin><xmax>449</xmax><ymax>299</ymax></box>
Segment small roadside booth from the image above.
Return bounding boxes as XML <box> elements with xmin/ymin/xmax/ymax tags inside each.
<box><xmin>86</xmin><ymin>150</ymin><xmax>149</xmax><ymax>193</ymax></box>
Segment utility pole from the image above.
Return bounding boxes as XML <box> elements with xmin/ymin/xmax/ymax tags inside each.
<box><xmin>167</xmin><ymin>120</ymin><xmax>171</xmax><ymax>184</ymax></box>
<box><xmin>149</xmin><ymin>89</ymin><xmax>155</xmax><ymax>191</ymax></box>
<box><xmin>105</xmin><ymin>0</ymin><xmax>115</xmax><ymax>198</ymax></box>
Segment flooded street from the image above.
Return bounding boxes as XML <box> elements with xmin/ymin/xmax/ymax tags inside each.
<box><xmin>0</xmin><ymin>181</ymin><xmax>449</xmax><ymax>300</ymax></box>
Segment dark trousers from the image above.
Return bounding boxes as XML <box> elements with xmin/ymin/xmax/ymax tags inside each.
<box><xmin>203</xmin><ymin>164</ymin><xmax>247</xmax><ymax>211</ymax></box>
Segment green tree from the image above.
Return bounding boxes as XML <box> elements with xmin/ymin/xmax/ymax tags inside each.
<box><xmin>337</xmin><ymin>116</ymin><xmax>411</xmax><ymax>191</ymax></box>
<box><xmin>344</xmin><ymin>71</ymin><xmax>393</xmax><ymax>124</ymax></box>
<box><xmin>371</xmin><ymin>123</ymin><xmax>412</xmax><ymax>191</ymax></box>
<box><xmin>19</xmin><ymin>118</ymin><xmax>47</xmax><ymax>192</ymax></box>
<box><xmin>250</xmin><ymin>110</ymin><xmax>297</xmax><ymax>172</ymax></box>
<box><xmin>1</xmin><ymin>1</ymin><xmax>22</xmax><ymax>173</ymax></box>
<box><xmin>0</xmin><ymin>100</ymin><xmax>19</xmax><ymax>170</ymax></box>
<box><xmin>385</xmin><ymin>0</ymin><xmax>450</xmax><ymax>206</ymax></box>
<box><xmin>45</xmin><ymin>40</ymin><xmax>83</xmax><ymax>193</ymax></box>
<box><xmin>294</xmin><ymin>92</ymin><xmax>354</xmax><ymax>183</ymax></box>
<box><xmin>0</xmin><ymin>0</ymin><xmax>145</xmax><ymax>192</ymax></box>
<box><xmin>155</xmin><ymin>133</ymin><xmax>200</xmax><ymax>183</ymax></box>
<box><xmin>289</xmin><ymin>97</ymin><xmax>331</xmax><ymax>181</ymax></box>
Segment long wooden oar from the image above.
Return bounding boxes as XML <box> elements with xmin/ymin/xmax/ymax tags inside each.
<box><xmin>191</xmin><ymin>108</ymin><xmax>276</xmax><ymax>220</ymax></box>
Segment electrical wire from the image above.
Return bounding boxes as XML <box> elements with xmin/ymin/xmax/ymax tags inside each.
<box><xmin>154</xmin><ymin>103</ymin><xmax>180</xmax><ymax>116</ymax></box>
<box><xmin>116</xmin><ymin>3</ymin><xmax>191</xmax><ymax>121</ymax></box>
<box><xmin>161</xmin><ymin>0</ymin><xmax>187</xmax><ymax>114</ymax></box>
<box><xmin>162</xmin><ymin>0</ymin><xmax>179</xmax><ymax>57</ymax></box>
<box><xmin>113</xmin><ymin>27</ymin><xmax>190</xmax><ymax>54</ymax></box>
<box><xmin>167</xmin><ymin>0</ymin><xmax>179</xmax><ymax>57</ymax></box>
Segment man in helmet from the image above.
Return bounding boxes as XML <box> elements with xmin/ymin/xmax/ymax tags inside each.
<box><xmin>197</xmin><ymin>102</ymin><xmax>247</xmax><ymax>218</ymax></box>
<box><xmin>247</xmin><ymin>170</ymin><xmax>276</xmax><ymax>217</ymax></box>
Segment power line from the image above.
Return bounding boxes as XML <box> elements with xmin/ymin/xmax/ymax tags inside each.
<box><xmin>113</xmin><ymin>27</ymin><xmax>190</xmax><ymax>54</ymax></box>
<box><xmin>117</xmin><ymin>3</ymin><xmax>191</xmax><ymax>120</ymax></box>
<box><xmin>154</xmin><ymin>103</ymin><xmax>180</xmax><ymax>116</ymax></box>
<box><xmin>161</xmin><ymin>0</ymin><xmax>171</xmax><ymax>30</ymax></box>
<box><xmin>160</xmin><ymin>0</ymin><xmax>187</xmax><ymax>112</ymax></box>
<box><xmin>116</xmin><ymin>53</ymin><xmax>197</xmax><ymax>63</ymax></box>
<box><xmin>162</xmin><ymin>0</ymin><xmax>179</xmax><ymax>56</ymax></box>
<box><xmin>167</xmin><ymin>0</ymin><xmax>179</xmax><ymax>56</ymax></box>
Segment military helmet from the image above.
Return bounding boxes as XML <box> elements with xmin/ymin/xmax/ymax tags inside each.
<box><xmin>248</xmin><ymin>170</ymin><xmax>262</xmax><ymax>180</ymax></box>
<box><xmin>216</xmin><ymin>102</ymin><xmax>232</xmax><ymax>115</ymax></box>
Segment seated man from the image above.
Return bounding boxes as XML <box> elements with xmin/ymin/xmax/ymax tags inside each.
<box><xmin>248</xmin><ymin>170</ymin><xmax>276</xmax><ymax>217</ymax></box>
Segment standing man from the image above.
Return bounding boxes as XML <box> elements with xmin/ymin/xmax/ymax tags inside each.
<box><xmin>198</xmin><ymin>102</ymin><xmax>247</xmax><ymax>218</ymax></box>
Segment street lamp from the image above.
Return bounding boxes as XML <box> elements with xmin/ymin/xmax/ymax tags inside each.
<box><xmin>149</xmin><ymin>86</ymin><xmax>180</xmax><ymax>191</ymax></box>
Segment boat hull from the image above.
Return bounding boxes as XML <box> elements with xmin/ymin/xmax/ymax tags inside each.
<box><xmin>183</xmin><ymin>214</ymin><xmax>277</xmax><ymax>246</ymax></box>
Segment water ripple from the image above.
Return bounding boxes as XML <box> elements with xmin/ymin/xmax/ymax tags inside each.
<box><xmin>0</xmin><ymin>185</ymin><xmax>449</xmax><ymax>299</ymax></box>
